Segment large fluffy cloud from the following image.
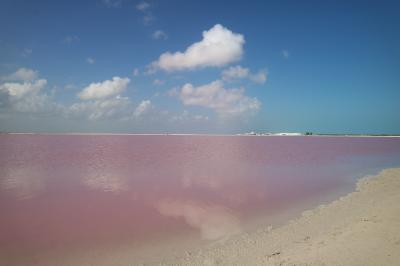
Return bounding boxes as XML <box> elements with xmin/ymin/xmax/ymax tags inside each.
<box><xmin>0</xmin><ymin>79</ymin><xmax>47</xmax><ymax>99</ymax></box>
<box><xmin>221</xmin><ymin>65</ymin><xmax>267</xmax><ymax>84</ymax></box>
<box><xmin>0</xmin><ymin>70</ymin><xmax>62</xmax><ymax>115</ymax></box>
<box><xmin>151</xmin><ymin>24</ymin><xmax>244</xmax><ymax>72</ymax></box>
<box><xmin>177</xmin><ymin>80</ymin><xmax>260</xmax><ymax>117</ymax></box>
<box><xmin>78</xmin><ymin>77</ymin><xmax>130</xmax><ymax>100</ymax></box>
<box><xmin>1</xmin><ymin>68</ymin><xmax>38</xmax><ymax>82</ymax></box>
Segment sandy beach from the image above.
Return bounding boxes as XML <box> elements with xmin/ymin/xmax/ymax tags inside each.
<box><xmin>161</xmin><ymin>167</ymin><xmax>400</xmax><ymax>266</ymax></box>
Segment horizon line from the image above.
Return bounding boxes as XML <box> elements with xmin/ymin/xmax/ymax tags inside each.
<box><xmin>1</xmin><ymin>132</ymin><xmax>400</xmax><ymax>137</ymax></box>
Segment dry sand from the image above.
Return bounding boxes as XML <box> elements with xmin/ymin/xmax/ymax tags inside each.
<box><xmin>162</xmin><ymin>167</ymin><xmax>400</xmax><ymax>266</ymax></box>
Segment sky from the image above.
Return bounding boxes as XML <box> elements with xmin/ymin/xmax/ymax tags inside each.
<box><xmin>0</xmin><ymin>0</ymin><xmax>399</xmax><ymax>134</ymax></box>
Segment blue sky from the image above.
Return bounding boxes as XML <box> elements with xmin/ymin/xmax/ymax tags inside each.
<box><xmin>0</xmin><ymin>0</ymin><xmax>399</xmax><ymax>133</ymax></box>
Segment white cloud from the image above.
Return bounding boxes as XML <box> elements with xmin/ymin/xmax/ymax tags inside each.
<box><xmin>86</xmin><ymin>57</ymin><xmax>95</xmax><ymax>64</ymax></box>
<box><xmin>249</xmin><ymin>70</ymin><xmax>267</xmax><ymax>84</ymax></box>
<box><xmin>282</xmin><ymin>49</ymin><xmax>289</xmax><ymax>59</ymax></box>
<box><xmin>0</xmin><ymin>69</ymin><xmax>157</xmax><ymax>122</ymax></box>
<box><xmin>136</xmin><ymin>1</ymin><xmax>154</xmax><ymax>25</ymax></box>
<box><xmin>221</xmin><ymin>65</ymin><xmax>249</xmax><ymax>81</ymax></box>
<box><xmin>177</xmin><ymin>80</ymin><xmax>261</xmax><ymax>117</ymax></box>
<box><xmin>63</xmin><ymin>35</ymin><xmax>80</xmax><ymax>44</ymax></box>
<box><xmin>151</xmin><ymin>24</ymin><xmax>245</xmax><ymax>72</ymax></box>
<box><xmin>70</xmin><ymin>77</ymin><xmax>157</xmax><ymax>121</ymax></box>
<box><xmin>68</xmin><ymin>96</ymin><xmax>132</xmax><ymax>121</ymax></box>
<box><xmin>12</xmin><ymin>92</ymin><xmax>62</xmax><ymax>114</ymax></box>
<box><xmin>142</xmin><ymin>14</ymin><xmax>155</xmax><ymax>25</ymax></box>
<box><xmin>0</xmin><ymin>79</ymin><xmax>46</xmax><ymax>99</ymax></box>
<box><xmin>102</xmin><ymin>0</ymin><xmax>122</xmax><ymax>8</ymax></box>
<box><xmin>152</xmin><ymin>79</ymin><xmax>164</xmax><ymax>86</ymax></box>
<box><xmin>77</xmin><ymin>77</ymin><xmax>130</xmax><ymax>100</ymax></box>
<box><xmin>170</xmin><ymin>110</ymin><xmax>209</xmax><ymax>122</ymax></box>
<box><xmin>132</xmin><ymin>68</ymin><xmax>140</xmax><ymax>76</ymax></box>
<box><xmin>152</xmin><ymin>30</ymin><xmax>168</xmax><ymax>40</ymax></box>
<box><xmin>134</xmin><ymin>99</ymin><xmax>153</xmax><ymax>117</ymax></box>
<box><xmin>221</xmin><ymin>65</ymin><xmax>267</xmax><ymax>84</ymax></box>
<box><xmin>0</xmin><ymin>69</ymin><xmax>63</xmax><ymax>115</ymax></box>
<box><xmin>1</xmin><ymin>67</ymin><xmax>38</xmax><ymax>82</ymax></box>
<box><xmin>136</xmin><ymin>1</ymin><xmax>150</xmax><ymax>11</ymax></box>
<box><xmin>64</xmin><ymin>84</ymin><xmax>77</xmax><ymax>90</ymax></box>
<box><xmin>21</xmin><ymin>48</ymin><xmax>32</xmax><ymax>57</ymax></box>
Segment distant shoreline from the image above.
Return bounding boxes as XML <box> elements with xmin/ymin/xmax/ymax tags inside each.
<box><xmin>1</xmin><ymin>132</ymin><xmax>400</xmax><ymax>137</ymax></box>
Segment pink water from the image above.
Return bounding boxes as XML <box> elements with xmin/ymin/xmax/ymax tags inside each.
<box><xmin>1</xmin><ymin>135</ymin><xmax>400</xmax><ymax>263</ymax></box>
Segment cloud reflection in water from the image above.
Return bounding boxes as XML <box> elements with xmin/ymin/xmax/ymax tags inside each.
<box><xmin>1</xmin><ymin>167</ymin><xmax>45</xmax><ymax>200</ymax></box>
<box><xmin>82</xmin><ymin>172</ymin><xmax>127</xmax><ymax>194</ymax></box>
<box><xmin>156</xmin><ymin>199</ymin><xmax>241</xmax><ymax>240</ymax></box>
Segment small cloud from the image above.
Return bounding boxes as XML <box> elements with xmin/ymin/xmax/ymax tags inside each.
<box><xmin>132</xmin><ymin>68</ymin><xmax>140</xmax><ymax>76</ymax></box>
<box><xmin>221</xmin><ymin>65</ymin><xmax>267</xmax><ymax>84</ymax></box>
<box><xmin>136</xmin><ymin>1</ymin><xmax>150</xmax><ymax>11</ymax></box>
<box><xmin>282</xmin><ymin>49</ymin><xmax>289</xmax><ymax>59</ymax></box>
<box><xmin>143</xmin><ymin>14</ymin><xmax>155</xmax><ymax>25</ymax></box>
<box><xmin>221</xmin><ymin>65</ymin><xmax>249</xmax><ymax>81</ymax></box>
<box><xmin>64</xmin><ymin>84</ymin><xmax>77</xmax><ymax>91</ymax></box>
<box><xmin>170</xmin><ymin>110</ymin><xmax>209</xmax><ymax>122</ymax></box>
<box><xmin>86</xmin><ymin>57</ymin><xmax>95</xmax><ymax>64</ymax></box>
<box><xmin>152</xmin><ymin>30</ymin><xmax>168</xmax><ymax>40</ymax></box>
<box><xmin>102</xmin><ymin>0</ymin><xmax>123</xmax><ymax>8</ymax></box>
<box><xmin>134</xmin><ymin>99</ymin><xmax>153</xmax><ymax>117</ymax></box>
<box><xmin>166</xmin><ymin>87</ymin><xmax>179</xmax><ymax>97</ymax></box>
<box><xmin>136</xmin><ymin>1</ymin><xmax>154</xmax><ymax>25</ymax></box>
<box><xmin>249</xmin><ymin>70</ymin><xmax>267</xmax><ymax>84</ymax></box>
<box><xmin>21</xmin><ymin>48</ymin><xmax>32</xmax><ymax>57</ymax></box>
<box><xmin>63</xmin><ymin>35</ymin><xmax>80</xmax><ymax>44</ymax></box>
<box><xmin>152</xmin><ymin>79</ymin><xmax>165</xmax><ymax>86</ymax></box>
<box><xmin>194</xmin><ymin>114</ymin><xmax>209</xmax><ymax>121</ymax></box>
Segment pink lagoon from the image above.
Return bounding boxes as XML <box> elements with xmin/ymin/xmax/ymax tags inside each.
<box><xmin>1</xmin><ymin>134</ymin><xmax>400</xmax><ymax>265</ymax></box>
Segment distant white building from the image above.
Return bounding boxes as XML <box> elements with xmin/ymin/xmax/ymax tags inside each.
<box><xmin>273</xmin><ymin>132</ymin><xmax>303</xmax><ymax>136</ymax></box>
<box><xmin>238</xmin><ymin>132</ymin><xmax>305</xmax><ymax>136</ymax></box>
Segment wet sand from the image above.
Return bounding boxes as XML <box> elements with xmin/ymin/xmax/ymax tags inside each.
<box><xmin>166</xmin><ymin>167</ymin><xmax>400</xmax><ymax>265</ymax></box>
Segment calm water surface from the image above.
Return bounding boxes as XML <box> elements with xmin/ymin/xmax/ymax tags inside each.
<box><xmin>1</xmin><ymin>135</ymin><xmax>400</xmax><ymax>263</ymax></box>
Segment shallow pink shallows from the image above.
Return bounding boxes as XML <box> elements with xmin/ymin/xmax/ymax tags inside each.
<box><xmin>1</xmin><ymin>135</ymin><xmax>400</xmax><ymax>257</ymax></box>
